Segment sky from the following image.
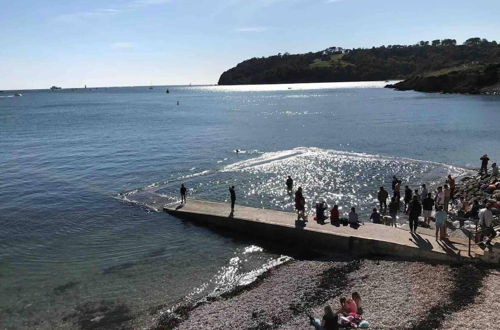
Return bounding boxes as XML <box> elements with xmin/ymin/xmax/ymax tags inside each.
<box><xmin>1</xmin><ymin>0</ymin><xmax>499</xmax><ymax>90</ymax></box>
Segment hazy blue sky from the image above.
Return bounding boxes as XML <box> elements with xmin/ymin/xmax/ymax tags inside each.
<box><xmin>1</xmin><ymin>0</ymin><xmax>499</xmax><ymax>89</ymax></box>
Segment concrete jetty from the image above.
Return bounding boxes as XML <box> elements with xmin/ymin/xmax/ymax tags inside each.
<box><xmin>164</xmin><ymin>200</ymin><xmax>497</xmax><ymax>264</ymax></box>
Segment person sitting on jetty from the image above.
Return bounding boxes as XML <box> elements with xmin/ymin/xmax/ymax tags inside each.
<box><xmin>435</xmin><ymin>206</ymin><xmax>447</xmax><ymax>240</ymax></box>
<box><xmin>315</xmin><ymin>200</ymin><xmax>328</xmax><ymax>224</ymax></box>
<box><xmin>348</xmin><ymin>207</ymin><xmax>362</xmax><ymax>229</ymax></box>
<box><xmin>295</xmin><ymin>187</ymin><xmax>306</xmax><ymax>221</ymax></box>
<box><xmin>370</xmin><ymin>208</ymin><xmax>381</xmax><ymax>224</ymax></box>
<box><xmin>180</xmin><ymin>183</ymin><xmax>187</xmax><ymax>204</ymax></box>
<box><xmin>492</xmin><ymin>162</ymin><xmax>499</xmax><ymax>178</ymax></box>
<box><xmin>229</xmin><ymin>186</ymin><xmax>236</xmax><ymax>213</ymax></box>
<box><xmin>388</xmin><ymin>197</ymin><xmax>398</xmax><ymax>227</ymax></box>
<box><xmin>443</xmin><ymin>184</ymin><xmax>451</xmax><ymax>212</ymax></box>
<box><xmin>330</xmin><ymin>204</ymin><xmax>340</xmax><ymax>226</ymax></box>
<box><xmin>404</xmin><ymin>186</ymin><xmax>412</xmax><ymax>214</ymax></box>
<box><xmin>408</xmin><ymin>195</ymin><xmax>422</xmax><ymax>233</ymax></box>
<box><xmin>422</xmin><ymin>193</ymin><xmax>434</xmax><ymax>226</ymax></box>
<box><xmin>447</xmin><ymin>175</ymin><xmax>456</xmax><ymax>199</ymax></box>
<box><xmin>478</xmin><ymin>203</ymin><xmax>494</xmax><ymax>242</ymax></box>
<box><xmin>421</xmin><ymin>184</ymin><xmax>428</xmax><ymax>202</ymax></box>
<box><xmin>309</xmin><ymin>305</ymin><xmax>338</xmax><ymax>330</ymax></box>
<box><xmin>480</xmin><ymin>154</ymin><xmax>490</xmax><ymax>175</ymax></box>
<box><xmin>377</xmin><ymin>186</ymin><xmax>388</xmax><ymax>213</ymax></box>
<box><xmin>286</xmin><ymin>176</ymin><xmax>294</xmax><ymax>193</ymax></box>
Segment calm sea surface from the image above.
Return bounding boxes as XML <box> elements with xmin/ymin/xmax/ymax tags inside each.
<box><xmin>1</xmin><ymin>82</ymin><xmax>499</xmax><ymax>328</ymax></box>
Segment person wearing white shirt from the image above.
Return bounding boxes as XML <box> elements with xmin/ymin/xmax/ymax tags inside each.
<box><xmin>478</xmin><ymin>203</ymin><xmax>494</xmax><ymax>241</ymax></box>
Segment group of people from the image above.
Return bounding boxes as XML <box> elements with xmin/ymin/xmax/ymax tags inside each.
<box><xmin>178</xmin><ymin>154</ymin><xmax>496</xmax><ymax>242</ymax></box>
<box><xmin>310</xmin><ymin>292</ymin><xmax>368</xmax><ymax>329</ymax></box>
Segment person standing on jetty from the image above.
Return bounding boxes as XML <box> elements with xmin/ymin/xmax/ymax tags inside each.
<box><xmin>394</xmin><ymin>180</ymin><xmax>401</xmax><ymax>206</ymax></box>
<box><xmin>404</xmin><ymin>186</ymin><xmax>412</xmax><ymax>214</ymax></box>
<box><xmin>286</xmin><ymin>176</ymin><xmax>294</xmax><ymax>193</ymax></box>
<box><xmin>421</xmin><ymin>184</ymin><xmax>428</xmax><ymax>202</ymax></box>
<box><xmin>229</xmin><ymin>186</ymin><xmax>236</xmax><ymax>213</ymax></box>
<box><xmin>435</xmin><ymin>186</ymin><xmax>444</xmax><ymax>211</ymax></box>
<box><xmin>435</xmin><ymin>206</ymin><xmax>447</xmax><ymax>240</ymax></box>
<box><xmin>377</xmin><ymin>186</ymin><xmax>388</xmax><ymax>213</ymax></box>
<box><xmin>422</xmin><ymin>193</ymin><xmax>434</xmax><ymax>226</ymax></box>
<box><xmin>295</xmin><ymin>187</ymin><xmax>306</xmax><ymax>221</ymax></box>
<box><xmin>408</xmin><ymin>195</ymin><xmax>422</xmax><ymax>233</ymax></box>
<box><xmin>180</xmin><ymin>184</ymin><xmax>187</xmax><ymax>204</ymax></box>
<box><xmin>388</xmin><ymin>197</ymin><xmax>398</xmax><ymax>227</ymax></box>
<box><xmin>447</xmin><ymin>175</ymin><xmax>456</xmax><ymax>199</ymax></box>
<box><xmin>480</xmin><ymin>154</ymin><xmax>490</xmax><ymax>175</ymax></box>
<box><xmin>443</xmin><ymin>184</ymin><xmax>451</xmax><ymax>212</ymax></box>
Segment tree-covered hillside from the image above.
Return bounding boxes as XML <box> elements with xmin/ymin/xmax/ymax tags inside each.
<box><xmin>218</xmin><ymin>38</ymin><xmax>500</xmax><ymax>85</ymax></box>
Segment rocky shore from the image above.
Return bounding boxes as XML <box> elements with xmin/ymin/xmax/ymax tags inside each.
<box><xmin>386</xmin><ymin>63</ymin><xmax>500</xmax><ymax>95</ymax></box>
<box><xmin>150</xmin><ymin>257</ymin><xmax>497</xmax><ymax>329</ymax></box>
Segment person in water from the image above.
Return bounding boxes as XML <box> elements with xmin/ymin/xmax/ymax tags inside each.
<box><xmin>309</xmin><ymin>305</ymin><xmax>338</xmax><ymax>330</ymax></box>
<box><xmin>408</xmin><ymin>195</ymin><xmax>422</xmax><ymax>233</ymax></box>
<box><xmin>229</xmin><ymin>186</ymin><xmax>236</xmax><ymax>213</ymax></box>
<box><xmin>286</xmin><ymin>176</ymin><xmax>294</xmax><ymax>193</ymax></box>
<box><xmin>180</xmin><ymin>184</ymin><xmax>187</xmax><ymax>204</ymax></box>
<box><xmin>295</xmin><ymin>187</ymin><xmax>306</xmax><ymax>221</ymax></box>
<box><xmin>377</xmin><ymin>186</ymin><xmax>388</xmax><ymax>213</ymax></box>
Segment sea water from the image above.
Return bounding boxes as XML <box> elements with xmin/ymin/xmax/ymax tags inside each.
<box><xmin>1</xmin><ymin>82</ymin><xmax>499</xmax><ymax>328</ymax></box>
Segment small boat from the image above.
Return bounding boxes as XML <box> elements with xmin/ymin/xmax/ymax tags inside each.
<box><xmin>166</xmin><ymin>89</ymin><xmax>169</xmax><ymax>94</ymax></box>
<box><xmin>14</xmin><ymin>93</ymin><xmax>22</xmax><ymax>97</ymax></box>
<box><xmin>50</xmin><ymin>86</ymin><xmax>62</xmax><ymax>90</ymax></box>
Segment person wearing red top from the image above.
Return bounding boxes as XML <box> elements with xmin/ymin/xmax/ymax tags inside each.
<box><xmin>330</xmin><ymin>205</ymin><xmax>340</xmax><ymax>226</ymax></box>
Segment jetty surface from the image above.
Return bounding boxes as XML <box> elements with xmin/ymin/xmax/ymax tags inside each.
<box><xmin>164</xmin><ymin>200</ymin><xmax>496</xmax><ymax>264</ymax></box>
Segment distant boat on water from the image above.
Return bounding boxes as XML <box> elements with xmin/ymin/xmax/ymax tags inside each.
<box><xmin>50</xmin><ymin>86</ymin><xmax>62</xmax><ymax>91</ymax></box>
<box><xmin>14</xmin><ymin>93</ymin><xmax>22</xmax><ymax>97</ymax></box>
<box><xmin>166</xmin><ymin>89</ymin><xmax>170</xmax><ymax>94</ymax></box>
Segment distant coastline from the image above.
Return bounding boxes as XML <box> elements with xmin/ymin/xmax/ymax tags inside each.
<box><xmin>218</xmin><ymin>38</ymin><xmax>500</xmax><ymax>95</ymax></box>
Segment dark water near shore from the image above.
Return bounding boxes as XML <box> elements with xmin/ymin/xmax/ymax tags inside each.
<box><xmin>1</xmin><ymin>82</ymin><xmax>499</xmax><ymax>328</ymax></box>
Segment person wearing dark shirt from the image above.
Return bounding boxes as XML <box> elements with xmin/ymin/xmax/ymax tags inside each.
<box><xmin>229</xmin><ymin>186</ymin><xmax>236</xmax><ymax>212</ymax></box>
<box><xmin>480</xmin><ymin>154</ymin><xmax>490</xmax><ymax>175</ymax></box>
<box><xmin>286</xmin><ymin>176</ymin><xmax>294</xmax><ymax>193</ymax></box>
<box><xmin>315</xmin><ymin>200</ymin><xmax>328</xmax><ymax>224</ymax></box>
<box><xmin>295</xmin><ymin>187</ymin><xmax>306</xmax><ymax>221</ymax></box>
<box><xmin>391</xmin><ymin>176</ymin><xmax>399</xmax><ymax>191</ymax></box>
<box><xmin>370</xmin><ymin>208</ymin><xmax>381</xmax><ymax>224</ymax></box>
<box><xmin>309</xmin><ymin>305</ymin><xmax>338</xmax><ymax>330</ymax></box>
<box><xmin>422</xmin><ymin>193</ymin><xmax>434</xmax><ymax>226</ymax></box>
<box><xmin>180</xmin><ymin>184</ymin><xmax>187</xmax><ymax>204</ymax></box>
<box><xmin>408</xmin><ymin>195</ymin><xmax>422</xmax><ymax>233</ymax></box>
<box><xmin>466</xmin><ymin>200</ymin><xmax>480</xmax><ymax>219</ymax></box>
<box><xmin>404</xmin><ymin>186</ymin><xmax>413</xmax><ymax>214</ymax></box>
<box><xmin>377</xmin><ymin>187</ymin><xmax>389</xmax><ymax>213</ymax></box>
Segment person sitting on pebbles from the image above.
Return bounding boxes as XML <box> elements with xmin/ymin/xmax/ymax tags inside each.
<box><xmin>309</xmin><ymin>305</ymin><xmax>338</xmax><ymax>330</ymax></box>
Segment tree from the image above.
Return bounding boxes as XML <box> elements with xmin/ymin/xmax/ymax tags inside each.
<box><xmin>419</xmin><ymin>41</ymin><xmax>429</xmax><ymax>46</ymax></box>
<box><xmin>441</xmin><ymin>39</ymin><xmax>457</xmax><ymax>46</ymax></box>
<box><xmin>464</xmin><ymin>37</ymin><xmax>482</xmax><ymax>46</ymax></box>
<box><xmin>432</xmin><ymin>39</ymin><xmax>441</xmax><ymax>46</ymax></box>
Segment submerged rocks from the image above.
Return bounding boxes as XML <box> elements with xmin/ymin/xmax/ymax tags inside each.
<box><xmin>63</xmin><ymin>300</ymin><xmax>134</xmax><ymax>330</ymax></box>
